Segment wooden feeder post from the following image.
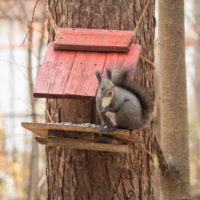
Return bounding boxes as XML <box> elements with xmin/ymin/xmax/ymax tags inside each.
<box><xmin>42</xmin><ymin>0</ymin><xmax>155</xmax><ymax>199</ymax></box>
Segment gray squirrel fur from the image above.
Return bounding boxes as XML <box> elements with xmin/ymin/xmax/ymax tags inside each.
<box><xmin>95</xmin><ymin>68</ymin><xmax>154</xmax><ymax>130</ymax></box>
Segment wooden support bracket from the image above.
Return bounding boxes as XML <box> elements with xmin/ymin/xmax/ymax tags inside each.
<box><xmin>36</xmin><ymin>137</ymin><xmax>129</xmax><ymax>153</ymax></box>
<box><xmin>21</xmin><ymin>122</ymin><xmax>143</xmax><ymax>153</ymax></box>
<box><xmin>153</xmin><ymin>136</ymin><xmax>178</xmax><ymax>176</ymax></box>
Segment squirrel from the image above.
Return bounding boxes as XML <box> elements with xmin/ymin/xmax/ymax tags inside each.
<box><xmin>95</xmin><ymin>68</ymin><xmax>154</xmax><ymax>131</ymax></box>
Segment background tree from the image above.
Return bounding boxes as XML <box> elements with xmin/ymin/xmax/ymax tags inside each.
<box><xmin>194</xmin><ymin>1</ymin><xmax>200</xmax><ymax>128</ymax></box>
<box><xmin>159</xmin><ymin>0</ymin><xmax>190</xmax><ymax>200</ymax></box>
<box><xmin>45</xmin><ymin>0</ymin><xmax>155</xmax><ymax>199</ymax></box>
<box><xmin>191</xmin><ymin>1</ymin><xmax>200</xmax><ymax>199</ymax></box>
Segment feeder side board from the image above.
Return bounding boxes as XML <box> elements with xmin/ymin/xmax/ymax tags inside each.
<box><xmin>36</xmin><ymin>137</ymin><xmax>129</xmax><ymax>153</ymax></box>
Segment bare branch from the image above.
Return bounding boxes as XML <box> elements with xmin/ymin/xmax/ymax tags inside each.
<box><xmin>22</xmin><ymin>0</ymin><xmax>40</xmax><ymax>44</ymax></box>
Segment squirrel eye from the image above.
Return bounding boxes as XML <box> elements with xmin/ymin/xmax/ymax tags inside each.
<box><xmin>101</xmin><ymin>88</ymin><xmax>104</xmax><ymax>91</ymax></box>
<box><xmin>108</xmin><ymin>91</ymin><xmax>112</xmax><ymax>96</ymax></box>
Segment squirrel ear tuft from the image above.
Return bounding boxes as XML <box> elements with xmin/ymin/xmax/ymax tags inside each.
<box><xmin>106</xmin><ymin>68</ymin><xmax>112</xmax><ymax>80</ymax></box>
<box><xmin>95</xmin><ymin>70</ymin><xmax>102</xmax><ymax>83</ymax></box>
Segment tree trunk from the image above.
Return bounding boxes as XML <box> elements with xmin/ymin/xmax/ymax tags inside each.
<box><xmin>153</xmin><ymin>58</ymin><xmax>161</xmax><ymax>200</ymax></box>
<box><xmin>46</xmin><ymin>0</ymin><xmax>155</xmax><ymax>199</ymax></box>
<box><xmin>28</xmin><ymin>4</ymin><xmax>46</xmax><ymax>199</ymax></box>
<box><xmin>194</xmin><ymin>0</ymin><xmax>200</xmax><ymax>126</ymax></box>
<box><xmin>193</xmin><ymin>0</ymin><xmax>200</xmax><ymax>185</ymax></box>
<box><xmin>159</xmin><ymin>1</ymin><xmax>190</xmax><ymax>200</ymax></box>
<box><xmin>27</xmin><ymin>26</ymin><xmax>39</xmax><ymax>200</ymax></box>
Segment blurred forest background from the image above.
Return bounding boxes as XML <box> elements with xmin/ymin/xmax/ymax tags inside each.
<box><xmin>0</xmin><ymin>0</ymin><xmax>199</xmax><ymax>199</ymax></box>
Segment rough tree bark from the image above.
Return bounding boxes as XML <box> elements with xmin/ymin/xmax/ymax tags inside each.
<box><xmin>193</xmin><ymin>0</ymin><xmax>200</xmax><ymax>185</ymax></box>
<box><xmin>46</xmin><ymin>0</ymin><xmax>155</xmax><ymax>199</ymax></box>
<box><xmin>153</xmin><ymin>58</ymin><xmax>161</xmax><ymax>200</ymax></box>
<box><xmin>159</xmin><ymin>1</ymin><xmax>190</xmax><ymax>200</ymax></box>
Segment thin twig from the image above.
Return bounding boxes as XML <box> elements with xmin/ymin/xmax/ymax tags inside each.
<box><xmin>132</xmin><ymin>0</ymin><xmax>155</xmax><ymax>68</ymax></box>
<box><xmin>132</xmin><ymin>0</ymin><xmax>151</xmax><ymax>37</ymax></box>
<box><xmin>36</xmin><ymin>6</ymin><xmax>46</xmax><ymax>75</ymax></box>
<box><xmin>153</xmin><ymin>136</ymin><xmax>180</xmax><ymax>178</ymax></box>
<box><xmin>27</xmin><ymin>24</ymin><xmax>39</xmax><ymax>200</ymax></box>
<box><xmin>153</xmin><ymin>136</ymin><xmax>169</xmax><ymax>173</ymax></box>
<box><xmin>140</xmin><ymin>55</ymin><xmax>155</xmax><ymax>69</ymax></box>
<box><xmin>45</xmin><ymin>109</ymin><xmax>53</xmax><ymax>123</ymax></box>
<box><xmin>22</xmin><ymin>0</ymin><xmax>40</xmax><ymax>44</ymax></box>
<box><xmin>46</xmin><ymin>6</ymin><xmax>58</xmax><ymax>33</ymax></box>
<box><xmin>141</xmin><ymin>143</ymin><xmax>154</xmax><ymax>160</ymax></box>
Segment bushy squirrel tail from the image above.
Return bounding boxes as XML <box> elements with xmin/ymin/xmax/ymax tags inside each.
<box><xmin>107</xmin><ymin>67</ymin><xmax>154</xmax><ymax>125</ymax></box>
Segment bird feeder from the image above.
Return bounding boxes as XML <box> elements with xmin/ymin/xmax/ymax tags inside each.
<box><xmin>22</xmin><ymin>28</ymin><xmax>143</xmax><ymax>153</ymax></box>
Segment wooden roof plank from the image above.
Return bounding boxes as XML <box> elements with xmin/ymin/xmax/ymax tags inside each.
<box><xmin>102</xmin><ymin>44</ymin><xmax>141</xmax><ymax>79</ymax></box>
<box><xmin>104</xmin><ymin>44</ymin><xmax>141</xmax><ymax>70</ymax></box>
<box><xmin>117</xmin><ymin>44</ymin><xmax>142</xmax><ymax>68</ymax></box>
<box><xmin>47</xmin><ymin>52</ymin><xmax>76</xmax><ymax>95</ymax></box>
<box><xmin>33</xmin><ymin>43</ymin><xmax>76</xmax><ymax>97</ymax></box>
<box><xmin>53</xmin><ymin>28</ymin><xmax>133</xmax><ymax>52</ymax></box>
<box><xmin>33</xmin><ymin>43</ymin><xmax>55</xmax><ymax>96</ymax></box>
<box><xmin>65</xmin><ymin>51</ymin><xmax>107</xmax><ymax>97</ymax></box>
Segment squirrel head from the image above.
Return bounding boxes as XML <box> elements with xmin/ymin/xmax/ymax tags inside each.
<box><xmin>96</xmin><ymin>69</ymin><xmax>115</xmax><ymax>108</ymax></box>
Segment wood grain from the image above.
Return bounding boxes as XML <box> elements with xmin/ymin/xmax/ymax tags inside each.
<box><xmin>33</xmin><ymin>43</ymin><xmax>76</xmax><ymax>97</ymax></box>
<box><xmin>103</xmin><ymin>44</ymin><xmax>141</xmax><ymax>73</ymax></box>
<box><xmin>53</xmin><ymin>28</ymin><xmax>133</xmax><ymax>52</ymax></box>
<box><xmin>36</xmin><ymin>137</ymin><xmax>129</xmax><ymax>153</ymax></box>
<box><xmin>21</xmin><ymin>122</ymin><xmax>143</xmax><ymax>143</ymax></box>
<box><xmin>65</xmin><ymin>51</ymin><xmax>107</xmax><ymax>97</ymax></box>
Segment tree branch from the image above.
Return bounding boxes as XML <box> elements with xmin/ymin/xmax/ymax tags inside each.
<box><xmin>154</xmin><ymin>136</ymin><xmax>179</xmax><ymax>177</ymax></box>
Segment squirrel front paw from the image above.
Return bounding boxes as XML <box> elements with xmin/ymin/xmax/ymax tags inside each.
<box><xmin>106</xmin><ymin>127</ymin><xmax>117</xmax><ymax>132</ymax></box>
<box><xmin>98</xmin><ymin>125</ymin><xmax>108</xmax><ymax>133</ymax></box>
<box><xmin>98</xmin><ymin>125</ymin><xmax>117</xmax><ymax>133</ymax></box>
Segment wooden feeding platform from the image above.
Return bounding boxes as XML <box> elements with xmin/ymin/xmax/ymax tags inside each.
<box><xmin>21</xmin><ymin>122</ymin><xmax>143</xmax><ymax>153</ymax></box>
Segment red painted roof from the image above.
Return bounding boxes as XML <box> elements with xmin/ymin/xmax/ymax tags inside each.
<box><xmin>53</xmin><ymin>28</ymin><xmax>133</xmax><ymax>52</ymax></box>
<box><xmin>34</xmin><ymin>43</ymin><xmax>141</xmax><ymax>98</ymax></box>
